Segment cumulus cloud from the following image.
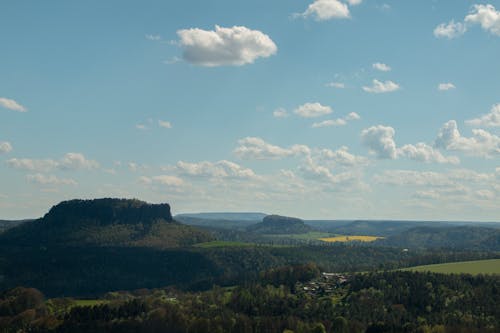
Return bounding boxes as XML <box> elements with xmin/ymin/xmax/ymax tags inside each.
<box><xmin>435</xmin><ymin>4</ymin><xmax>500</xmax><ymax>39</ymax></box>
<box><xmin>273</xmin><ymin>108</ymin><xmax>289</xmax><ymax>118</ymax></box>
<box><xmin>372</xmin><ymin>62</ymin><xmax>391</xmax><ymax>71</ymax></box>
<box><xmin>465</xmin><ymin>4</ymin><xmax>500</xmax><ymax>36</ymax></box>
<box><xmin>312</xmin><ymin>119</ymin><xmax>346</xmax><ymax>128</ymax></box>
<box><xmin>361</xmin><ymin>125</ymin><xmax>459</xmax><ymax>163</ymax></box>
<box><xmin>362</xmin><ymin>79</ymin><xmax>400</xmax><ymax>93</ymax></box>
<box><xmin>294</xmin><ymin>102</ymin><xmax>333</xmax><ymax>118</ymax></box>
<box><xmin>158</xmin><ymin>120</ymin><xmax>172</xmax><ymax>128</ymax></box>
<box><xmin>299</xmin><ymin>0</ymin><xmax>350</xmax><ymax>21</ymax></box>
<box><xmin>345</xmin><ymin>112</ymin><xmax>361</xmax><ymax>120</ymax></box>
<box><xmin>435</xmin><ymin>120</ymin><xmax>500</xmax><ymax>157</ymax></box>
<box><xmin>176</xmin><ymin>25</ymin><xmax>277</xmax><ymax>67</ymax></box>
<box><xmin>325</xmin><ymin>82</ymin><xmax>345</xmax><ymax>89</ymax></box>
<box><xmin>141</xmin><ymin>175</ymin><xmax>185</xmax><ymax>187</ymax></box>
<box><xmin>0</xmin><ymin>141</ymin><xmax>12</xmax><ymax>153</ymax></box>
<box><xmin>346</xmin><ymin>0</ymin><xmax>362</xmax><ymax>5</ymax></box>
<box><xmin>311</xmin><ymin>112</ymin><xmax>360</xmax><ymax>128</ymax></box>
<box><xmin>234</xmin><ymin>137</ymin><xmax>310</xmax><ymax>160</ymax></box>
<box><xmin>319</xmin><ymin>146</ymin><xmax>368</xmax><ymax>167</ymax></box>
<box><xmin>26</xmin><ymin>173</ymin><xmax>77</xmax><ymax>186</ymax></box>
<box><xmin>7</xmin><ymin>153</ymin><xmax>99</xmax><ymax>172</ymax></box>
<box><xmin>59</xmin><ymin>153</ymin><xmax>99</xmax><ymax>170</ymax></box>
<box><xmin>433</xmin><ymin>20</ymin><xmax>467</xmax><ymax>39</ymax></box>
<box><xmin>438</xmin><ymin>83</ymin><xmax>456</xmax><ymax>91</ymax></box>
<box><xmin>0</xmin><ymin>97</ymin><xmax>27</xmax><ymax>112</ymax></box>
<box><xmin>465</xmin><ymin>103</ymin><xmax>500</xmax><ymax>127</ymax></box>
<box><xmin>300</xmin><ymin>157</ymin><xmax>358</xmax><ymax>186</ymax></box>
<box><xmin>399</xmin><ymin>143</ymin><xmax>460</xmax><ymax>164</ymax></box>
<box><xmin>361</xmin><ymin>125</ymin><xmax>398</xmax><ymax>159</ymax></box>
<box><xmin>176</xmin><ymin>160</ymin><xmax>257</xmax><ymax>180</ymax></box>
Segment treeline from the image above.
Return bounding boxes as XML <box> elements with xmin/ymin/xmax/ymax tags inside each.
<box><xmin>1</xmin><ymin>269</ymin><xmax>499</xmax><ymax>333</ymax></box>
<box><xmin>0</xmin><ymin>244</ymin><xmax>497</xmax><ymax>297</ymax></box>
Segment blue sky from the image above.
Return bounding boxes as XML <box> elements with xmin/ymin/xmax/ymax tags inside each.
<box><xmin>1</xmin><ymin>0</ymin><xmax>499</xmax><ymax>220</ymax></box>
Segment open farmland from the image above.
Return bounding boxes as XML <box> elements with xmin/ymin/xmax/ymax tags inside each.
<box><xmin>319</xmin><ymin>235</ymin><xmax>383</xmax><ymax>243</ymax></box>
<box><xmin>403</xmin><ymin>259</ymin><xmax>500</xmax><ymax>275</ymax></box>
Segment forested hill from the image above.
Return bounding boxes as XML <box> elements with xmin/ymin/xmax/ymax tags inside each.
<box><xmin>377</xmin><ymin>226</ymin><xmax>500</xmax><ymax>250</ymax></box>
<box><xmin>247</xmin><ymin>215</ymin><xmax>313</xmax><ymax>234</ymax></box>
<box><xmin>0</xmin><ymin>198</ymin><xmax>213</xmax><ymax>248</ymax></box>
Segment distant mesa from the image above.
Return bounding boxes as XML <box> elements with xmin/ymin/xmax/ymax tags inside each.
<box><xmin>0</xmin><ymin>198</ymin><xmax>212</xmax><ymax>248</ymax></box>
<box><xmin>43</xmin><ymin>198</ymin><xmax>173</xmax><ymax>226</ymax></box>
<box><xmin>247</xmin><ymin>214</ymin><xmax>312</xmax><ymax>234</ymax></box>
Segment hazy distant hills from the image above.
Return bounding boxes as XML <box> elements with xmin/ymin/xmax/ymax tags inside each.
<box><xmin>0</xmin><ymin>219</ymin><xmax>33</xmax><ymax>233</ymax></box>
<box><xmin>176</xmin><ymin>212</ymin><xmax>267</xmax><ymax>221</ymax></box>
<box><xmin>378</xmin><ymin>226</ymin><xmax>500</xmax><ymax>250</ymax></box>
<box><xmin>0</xmin><ymin>198</ymin><xmax>213</xmax><ymax>248</ymax></box>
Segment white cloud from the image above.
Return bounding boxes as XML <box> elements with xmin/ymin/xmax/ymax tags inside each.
<box><xmin>0</xmin><ymin>97</ymin><xmax>27</xmax><ymax>112</ymax></box>
<box><xmin>476</xmin><ymin>189</ymin><xmax>495</xmax><ymax>200</ymax></box>
<box><xmin>59</xmin><ymin>153</ymin><xmax>99</xmax><ymax>170</ymax></box>
<box><xmin>465</xmin><ymin>4</ymin><xmax>500</xmax><ymax>36</ymax></box>
<box><xmin>325</xmin><ymin>82</ymin><xmax>345</xmax><ymax>89</ymax></box>
<box><xmin>312</xmin><ymin>119</ymin><xmax>346</xmax><ymax>128</ymax></box>
<box><xmin>433</xmin><ymin>20</ymin><xmax>466</xmax><ymax>39</ymax></box>
<box><xmin>234</xmin><ymin>137</ymin><xmax>310</xmax><ymax>160</ymax></box>
<box><xmin>361</xmin><ymin>125</ymin><xmax>398</xmax><ymax>159</ymax></box>
<box><xmin>435</xmin><ymin>5</ymin><xmax>500</xmax><ymax>39</ymax></box>
<box><xmin>435</xmin><ymin>120</ymin><xmax>500</xmax><ymax>157</ymax></box>
<box><xmin>294</xmin><ymin>102</ymin><xmax>333</xmax><ymax>118</ymax></box>
<box><xmin>372</xmin><ymin>62</ymin><xmax>391</xmax><ymax>72</ymax></box>
<box><xmin>438</xmin><ymin>83</ymin><xmax>456</xmax><ymax>91</ymax></box>
<box><xmin>26</xmin><ymin>173</ymin><xmax>77</xmax><ymax>186</ymax></box>
<box><xmin>176</xmin><ymin>160</ymin><xmax>257</xmax><ymax>180</ymax></box>
<box><xmin>312</xmin><ymin>112</ymin><xmax>360</xmax><ymax>128</ymax></box>
<box><xmin>273</xmin><ymin>108</ymin><xmax>289</xmax><ymax>118</ymax></box>
<box><xmin>362</xmin><ymin>79</ymin><xmax>400</xmax><ymax>93</ymax></box>
<box><xmin>145</xmin><ymin>34</ymin><xmax>161</xmax><ymax>41</ymax></box>
<box><xmin>346</xmin><ymin>0</ymin><xmax>362</xmax><ymax>5</ymax></box>
<box><xmin>362</xmin><ymin>125</ymin><xmax>458</xmax><ymax>163</ymax></box>
<box><xmin>7</xmin><ymin>158</ymin><xmax>59</xmax><ymax>172</ymax></box>
<box><xmin>158</xmin><ymin>120</ymin><xmax>172</xmax><ymax>128</ymax></box>
<box><xmin>300</xmin><ymin>157</ymin><xmax>358</xmax><ymax>186</ymax></box>
<box><xmin>319</xmin><ymin>146</ymin><xmax>368</xmax><ymax>167</ymax></box>
<box><xmin>177</xmin><ymin>25</ymin><xmax>277</xmax><ymax>67</ymax></box>
<box><xmin>398</xmin><ymin>143</ymin><xmax>460</xmax><ymax>164</ymax></box>
<box><xmin>300</xmin><ymin>0</ymin><xmax>350</xmax><ymax>21</ymax></box>
<box><xmin>345</xmin><ymin>112</ymin><xmax>361</xmax><ymax>120</ymax></box>
<box><xmin>374</xmin><ymin>170</ymin><xmax>456</xmax><ymax>187</ymax></box>
<box><xmin>141</xmin><ymin>175</ymin><xmax>185</xmax><ymax>187</ymax></box>
<box><xmin>136</xmin><ymin>124</ymin><xmax>148</xmax><ymax>130</ymax></box>
<box><xmin>0</xmin><ymin>141</ymin><xmax>12</xmax><ymax>153</ymax></box>
<box><xmin>152</xmin><ymin>175</ymin><xmax>185</xmax><ymax>187</ymax></box>
<box><xmin>465</xmin><ymin>103</ymin><xmax>500</xmax><ymax>127</ymax></box>
<box><xmin>6</xmin><ymin>153</ymin><xmax>99</xmax><ymax>172</ymax></box>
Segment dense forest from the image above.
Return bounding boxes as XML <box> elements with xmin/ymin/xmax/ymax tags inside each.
<box><xmin>1</xmin><ymin>268</ymin><xmax>498</xmax><ymax>333</ymax></box>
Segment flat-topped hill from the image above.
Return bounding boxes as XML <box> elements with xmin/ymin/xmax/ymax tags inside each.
<box><xmin>0</xmin><ymin>198</ymin><xmax>212</xmax><ymax>248</ymax></box>
<box><xmin>247</xmin><ymin>215</ymin><xmax>313</xmax><ymax>234</ymax></box>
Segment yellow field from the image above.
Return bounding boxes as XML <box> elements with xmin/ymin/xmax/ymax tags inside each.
<box><xmin>319</xmin><ymin>235</ymin><xmax>383</xmax><ymax>243</ymax></box>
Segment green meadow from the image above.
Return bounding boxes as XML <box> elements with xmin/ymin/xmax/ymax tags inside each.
<box><xmin>403</xmin><ymin>259</ymin><xmax>500</xmax><ymax>275</ymax></box>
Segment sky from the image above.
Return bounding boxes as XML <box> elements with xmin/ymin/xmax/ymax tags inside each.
<box><xmin>1</xmin><ymin>0</ymin><xmax>499</xmax><ymax>221</ymax></box>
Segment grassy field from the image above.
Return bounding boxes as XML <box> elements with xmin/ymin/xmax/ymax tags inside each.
<box><xmin>403</xmin><ymin>259</ymin><xmax>500</xmax><ymax>275</ymax></box>
<box><xmin>319</xmin><ymin>235</ymin><xmax>383</xmax><ymax>243</ymax></box>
